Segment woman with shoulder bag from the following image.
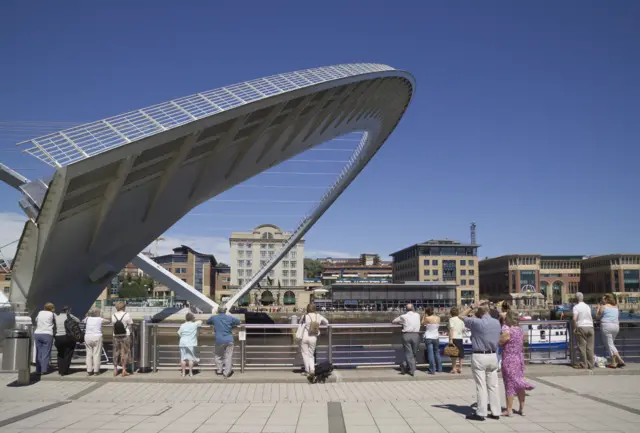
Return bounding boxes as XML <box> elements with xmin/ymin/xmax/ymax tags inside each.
<box><xmin>298</xmin><ymin>303</ymin><xmax>329</xmax><ymax>379</ymax></box>
<box><xmin>447</xmin><ymin>307</ymin><xmax>465</xmax><ymax>374</ymax></box>
<box><xmin>34</xmin><ymin>302</ymin><xmax>56</xmax><ymax>375</ymax></box>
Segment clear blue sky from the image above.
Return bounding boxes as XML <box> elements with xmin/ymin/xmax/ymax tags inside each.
<box><xmin>1</xmin><ymin>1</ymin><xmax>638</xmax><ymax>262</ymax></box>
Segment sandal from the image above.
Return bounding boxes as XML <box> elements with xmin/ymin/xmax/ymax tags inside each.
<box><xmin>457</xmin><ymin>369</ymin><xmax>462</xmax><ymax>374</ymax></box>
<box><xmin>502</xmin><ymin>411</ymin><xmax>512</xmax><ymax>417</ymax></box>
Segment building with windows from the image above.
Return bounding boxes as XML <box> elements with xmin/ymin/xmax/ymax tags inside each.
<box><xmin>152</xmin><ymin>245</ymin><xmax>217</xmax><ymax>298</ymax></box>
<box><xmin>580</xmin><ymin>254</ymin><xmax>640</xmax><ymax>304</ymax></box>
<box><xmin>213</xmin><ymin>264</ymin><xmax>231</xmax><ymax>300</ymax></box>
<box><xmin>330</xmin><ymin>281</ymin><xmax>457</xmax><ymax>310</ymax></box>
<box><xmin>229</xmin><ymin>224</ymin><xmax>304</xmax><ymax>288</ymax></box>
<box><xmin>318</xmin><ymin>253</ymin><xmax>392</xmax><ymax>284</ymax></box>
<box><xmin>391</xmin><ymin>239</ymin><xmax>479</xmax><ymax>306</ymax></box>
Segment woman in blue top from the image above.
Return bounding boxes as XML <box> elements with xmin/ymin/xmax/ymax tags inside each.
<box><xmin>177</xmin><ymin>312</ymin><xmax>202</xmax><ymax>377</ymax></box>
<box><xmin>597</xmin><ymin>293</ymin><xmax>625</xmax><ymax>368</ymax></box>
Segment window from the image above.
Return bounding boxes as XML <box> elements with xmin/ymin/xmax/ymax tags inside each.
<box><xmin>291</xmin><ymin>251</ymin><xmax>297</xmax><ymax>259</ymax></box>
<box><xmin>260</xmin><ymin>260</ymin><xmax>266</xmax><ymax>266</ymax></box>
<box><xmin>261</xmin><ymin>251</ymin><xmax>267</xmax><ymax>258</ymax></box>
<box><xmin>433</xmin><ymin>270</ymin><xmax>439</xmax><ymax>276</ymax></box>
<box><xmin>246</xmin><ymin>260</ymin><xmax>252</xmax><ymax>267</ymax></box>
<box><xmin>181</xmin><ymin>278</ymin><xmax>187</xmax><ymax>282</ymax></box>
<box><xmin>237</xmin><ymin>243</ymin><xmax>244</xmax><ymax>249</ymax></box>
<box><xmin>432</xmin><ymin>260</ymin><xmax>438</xmax><ymax>266</ymax></box>
<box><xmin>238</xmin><ymin>269</ymin><xmax>244</xmax><ymax>277</ymax></box>
<box><xmin>261</xmin><ymin>244</ymin><xmax>266</xmax><ymax>249</ymax></box>
<box><xmin>283</xmin><ymin>270</ymin><xmax>289</xmax><ymax>277</ymax></box>
<box><xmin>291</xmin><ymin>270</ymin><xmax>297</xmax><ymax>277</ymax></box>
<box><xmin>174</xmin><ymin>267</ymin><xmax>187</xmax><ymax>274</ymax></box>
<box><xmin>238</xmin><ymin>278</ymin><xmax>244</xmax><ymax>285</ymax></box>
<box><xmin>423</xmin><ymin>270</ymin><xmax>430</xmax><ymax>276</ymax></box>
<box><xmin>246</xmin><ymin>243</ymin><xmax>252</xmax><ymax>248</ymax></box>
<box><xmin>282</xmin><ymin>261</ymin><xmax>289</xmax><ymax>268</ymax></box>
<box><xmin>268</xmin><ymin>251</ymin><xmax>274</xmax><ymax>258</ymax></box>
<box><xmin>110</xmin><ymin>287</ymin><xmax>119</xmax><ymax>296</ymax></box>
<box><xmin>238</xmin><ymin>250</ymin><xmax>244</xmax><ymax>257</ymax></box>
<box><xmin>469</xmin><ymin>270</ymin><xmax>475</xmax><ymax>276</ymax></box>
<box><xmin>460</xmin><ymin>270</ymin><xmax>467</xmax><ymax>276</ymax></box>
<box><xmin>460</xmin><ymin>260</ymin><xmax>466</xmax><ymax>266</ymax></box>
<box><xmin>246</xmin><ymin>270</ymin><xmax>252</xmax><ymax>277</ymax></box>
<box><xmin>469</xmin><ymin>279</ymin><xmax>475</xmax><ymax>286</ymax></box>
<box><xmin>282</xmin><ymin>279</ymin><xmax>289</xmax><ymax>286</ymax></box>
<box><xmin>461</xmin><ymin>279</ymin><xmax>467</xmax><ymax>285</ymax></box>
<box><xmin>291</xmin><ymin>261</ymin><xmax>297</xmax><ymax>268</ymax></box>
<box><xmin>246</xmin><ymin>251</ymin><xmax>252</xmax><ymax>258</ymax></box>
<box><xmin>4</xmin><ymin>275</ymin><xmax>11</xmax><ymax>281</ymax></box>
<box><xmin>237</xmin><ymin>260</ymin><xmax>244</xmax><ymax>268</ymax></box>
<box><xmin>468</xmin><ymin>260</ymin><xmax>475</xmax><ymax>266</ymax></box>
<box><xmin>269</xmin><ymin>244</ymin><xmax>275</xmax><ymax>249</ymax></box>
<box><xmin>423</xmin><ymin>259</ymin><xmax>429</xmax><ymax>266</ymax></box>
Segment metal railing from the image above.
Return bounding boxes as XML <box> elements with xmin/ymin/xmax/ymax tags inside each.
<box><xmin>145</xmin><ymin>320</ymin><xmax>608</xmax><ymax>372</ymax></box>
<box><xmin>9</xmin><ymin>320</ymin><xmax>638</xmax><ymax>374</ymax></box>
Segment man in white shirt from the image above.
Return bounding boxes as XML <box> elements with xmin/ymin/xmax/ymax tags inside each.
<box><xmin>392</xmin><ymin>304</ymin><xmax>421</xmax><ymax>376</ymax></box>
<box><xmin>572</xmin><ymin>292</ymin><xmax>594</xmax><ymax>370</ymax></box>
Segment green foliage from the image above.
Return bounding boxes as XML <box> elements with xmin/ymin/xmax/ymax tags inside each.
<box><xmin>304</xmin><ymin>258</ymin><xmax>323</xmax><ymax>278</ymax></box>
<box><xmin>117</xmin><ymin>274</ymin><xmax>154</xmax><ymax>298</ymax></box>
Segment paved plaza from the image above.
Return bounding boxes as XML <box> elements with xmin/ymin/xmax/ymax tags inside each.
<box><xmin>1</xmin><ymin>367</ymin><xmax>639</xmax><ymax>433</ymax></box>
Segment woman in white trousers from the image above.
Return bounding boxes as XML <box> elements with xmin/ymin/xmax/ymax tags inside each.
<box><xmin>597</xmin><ymin>294</ymin><xmax>625</xmax><ymax>368</ymax></box>
<box><xmin>298</xmin><ymin>303</ymin><xmax>329</xmax><ymax>377</ymax></box>
<box><xmin>83</xmin><ymin>310</ymin><xmax>110</xmax><ymax>376</ymax></box>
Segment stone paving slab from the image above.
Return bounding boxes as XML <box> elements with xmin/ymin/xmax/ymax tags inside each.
<box><xmin>32</xmin><ymin>363</ymin><xmax>640</xmax><ymax>385</ymax></box>
<box><xmin>1</xmin><ymin>369</ymin><xmax>640</xmax><ymax>433</ymax></box>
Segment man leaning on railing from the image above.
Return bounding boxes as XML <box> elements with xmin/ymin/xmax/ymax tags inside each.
<box><xmin>207</xmin><ymin>306</ymin><xmax>241</xmax><ymax>378</ymax></box>
<box><xmin>392</xmin><ymin>304</ymin><xmax>421</xmax><ymax>377</ymax></box>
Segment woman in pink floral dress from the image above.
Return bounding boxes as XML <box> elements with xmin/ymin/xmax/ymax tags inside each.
<box><xmin>499</xmin><ymin>311</ymin><xmax>535</xmax><ymax>416</ymax></box>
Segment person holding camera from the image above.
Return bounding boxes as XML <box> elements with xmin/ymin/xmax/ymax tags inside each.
<box><xmin>460</xmin><ymin>303</ymin><xmax>502</xmax><ymax>421</ymax></box>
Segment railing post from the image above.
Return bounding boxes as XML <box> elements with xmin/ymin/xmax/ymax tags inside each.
<box><xmin>152</xmin><ymin>324</ymin><xmax>158</xmax><ymax>373</ymax></box>
<box><xmin>568</xmin><ymin>320</ymin><xmax>576</xmax><ymax>366</ymax></box>
<box><xmin>240</xmin><ymin>325</ymin><xmax>246</xmax><ymax>374</ymax></box>
<box><xmin>328</xmin><ymin>325</ymin><xmax>333</xmax><ymax>364</ymax></box>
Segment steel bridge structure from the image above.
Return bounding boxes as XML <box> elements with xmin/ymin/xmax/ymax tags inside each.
<box><xmin>2</xmin><ymin>63</ymin><xmax>414</xmax><ymax>315</ymax></box>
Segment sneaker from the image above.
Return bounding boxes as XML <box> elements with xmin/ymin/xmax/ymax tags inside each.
<box><xmin>487</xmin><ymin>415</ymin><xmax>500</xmax><ymax>420</ymax></box>
<box><xmin>466</xmin><ymin>414</ymin><xmax>485</xmax><ymax>421</ymax></box>
<box><xmin>181</xmin><ymin>371</ymin><xmax>185</xmax><ymax>377</ymax></box>
<box><xmin>188</xmin><ymin>371</ymin><xmax>193</xmax><ymax>377</ymax></box>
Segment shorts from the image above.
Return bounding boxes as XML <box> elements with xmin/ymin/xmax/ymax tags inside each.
<box><xmin>452</xmin><ymin>338</ymin><xmax>464</xmax><ymax>359</ymax></box>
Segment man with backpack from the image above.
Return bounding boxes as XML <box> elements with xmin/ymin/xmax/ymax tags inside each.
<box><xmin>54</xmin><ymin>306</ymin><xmax>81</xmax><ymax>376</ymax></box>
<box><xmin>207</xmin><ymin>306</ymin><xmax>241</xmax><ymax>378</ymax></box>
<box><xmin>112</xmin><ymin>302</ymin><xmax>133</xmax><ymax>377</ymax></box>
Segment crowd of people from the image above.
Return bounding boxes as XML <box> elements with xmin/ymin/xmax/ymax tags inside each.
<box><xmin>392</xmin><ymin>301</ymin><xmax>536</xmax><ymax>420</ymax></box>
<box><xmin>33</xmin><ymin>301</ymin><xmax>133</xmax><ymax>376</ymax></box>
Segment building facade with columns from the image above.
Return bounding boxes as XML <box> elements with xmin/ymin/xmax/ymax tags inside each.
<box><xmin>222</xmin><ymin>224</ymin><xmax>306</xmax><ymax>309</ymax></box>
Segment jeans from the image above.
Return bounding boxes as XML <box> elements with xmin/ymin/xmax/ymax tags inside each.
<box><xmin>401</xmin><ymin>333</ymin><xmax>420</xmax><ymax>374</ymax></box>
<box><xmin>424</xmin><ymin>338</ymin><xmax>442</xmax><ymax>373</ymax></box>
<box><xmin>34</xmin><ymin>333</ymin><xmax>54</xmax><ymax>374</ymax></box>
<box><xmin>214</xmin><ymin>342</ymin><xmax>234</xmax><ymax>376</ymax></box>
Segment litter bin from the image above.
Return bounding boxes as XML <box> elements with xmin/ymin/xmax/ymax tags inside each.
<box><xmin>2</xmin><ymin>329</ymin><xmax>31</xmax><ymax>385</ymax></box>
<box><xmin>138</xmin><ymin>319</ymin><xmax>152</xmax><ymax>373</ymax></box>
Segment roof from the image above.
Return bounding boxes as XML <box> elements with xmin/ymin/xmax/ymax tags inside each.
<box><xmin>153</xmin><ymin>245</ymin><xmax>217</xmax><ymax>265</ymax></box>
<box><xmin>390</xmin><ymin>239</ymin><xmax>480</xmax><ymax>256</ymax></box>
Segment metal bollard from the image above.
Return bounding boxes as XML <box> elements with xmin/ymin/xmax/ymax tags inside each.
<box><xmin>138</xmin><ymin>320</ymin><xmax>152</xmax><ymax>373</ymax></box>
<box><xmin>152</xmin><ymin>324</ymin><xmax>158</xmax><ymax>373</ymax></box>
<box><xmin>2</xmin><ymin>329</ymin><xmax>31</xmax><ymax>385</ymax></box>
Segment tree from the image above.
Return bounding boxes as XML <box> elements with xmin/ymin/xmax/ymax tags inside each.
<box><xmin>118</xmin><ymin>275</ymin><xmax>153</xmax><ymax>298</ymax></box>
<box><xmin>304</xmin><ymin>258</ymin><xmax>323</xmax><ymax>278</ymax></box>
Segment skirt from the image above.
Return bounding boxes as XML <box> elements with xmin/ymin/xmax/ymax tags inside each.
<box><xmin>452</xmin><ymin>338</ymin><xmax>464</xmax><ymax>359</ymax></box>
<box><xmin>180</xmin><ymin>346</ymin><xmax>198</xmax><ymax>361</ymax></box>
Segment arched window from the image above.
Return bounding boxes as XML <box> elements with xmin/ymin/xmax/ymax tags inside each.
<box><xmin>261</xmin><ymin>290</ymin><xmax>274</xmax><ymax>305</ymax></box>
<box><xmin>283</xmin><ymin>290</ymin><xmax>296</xmax><ymax>305</ymax></box>
<box><xmin>540</xmin><ymin>281</ymin><xmax>549</xmax><ymax>298</ymax></box>
<box><xmin>261</xmin><ymin>233</ymin><xmax>274</xmax><ymax>240</ymax></box>
<box><xmin>552</xmin><ymin>281</ymin><xmax>563</xmax><ymax>298</ymax></box>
